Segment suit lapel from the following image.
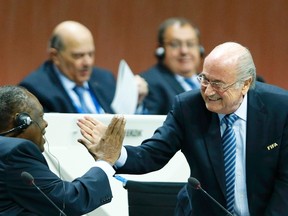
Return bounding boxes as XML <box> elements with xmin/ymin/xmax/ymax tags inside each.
<box><xmin>48</xmin><ymin>63</ymin><xmax>78</xmax><ymax>112</ymax></box>
<box><xmin>204</xmin><ymin>113</ymin><xmax>226</xmax><ymax>197</ymax></box>
<box><xmin>88</xmin><ymin>81</ymin><xmax>114</xmax><ymax>113</ymax></box>
<box><xmin>245</xmin><ymin>89</ymin><xmax>267</xmax><ymax>203</ymax></box>
<box><xmin>200</xmin><ymin>88</ymin><xmax>268</xmax><ymax>208</ymax></box>
<box><xmin>158</xmin><ymin>65</ymin><xmax>185</xmax><ymax>94</ymax></box>
<box><xmin>204</xmin><ymin>90</ymin><xmax>268</xmax><ymax>200</ymax></box>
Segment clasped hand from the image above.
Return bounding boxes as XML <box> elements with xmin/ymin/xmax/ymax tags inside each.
<box><xmin>77</xmin><ymin>115</ymin><xmax>126</xmax><ymax>165</ymax></box>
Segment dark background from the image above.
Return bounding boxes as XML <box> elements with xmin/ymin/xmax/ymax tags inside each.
<box><xmin>1</xmin><ymin>0</ymin><xmax>287</xmax><ymax>88</ymax></box>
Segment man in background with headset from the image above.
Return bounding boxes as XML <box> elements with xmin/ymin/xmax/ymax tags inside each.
<box><xmin>140</xmin><ymin>17</ymin><xmax>204</xmax><ymax>115</ymax></box>
<box><xmin>0</xmin><ymin>86</ymin><xmax>124</xmax><ymax>215</ymax></box>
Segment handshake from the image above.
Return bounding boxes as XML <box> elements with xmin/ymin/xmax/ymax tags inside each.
<box><xmin>77</xmin><ymin>116</ymin><xmax>126</xmax><ymax>165</ymax></box>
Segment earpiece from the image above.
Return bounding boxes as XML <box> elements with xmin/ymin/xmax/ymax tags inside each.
<box><xmin>15</xmin><ymin>113</ymin><xmax>33</xmax><ymax>129</ymax></box>
<box><xmin>0</xmin><ymin>113</ymin><xmax>33</xmax><ymax>136</ymax></box>
<box><xmin>155</xmin><ymin>45</ymin><xmax>205</xmax><ymax>59</ymax></box>
<box><xmin>155</xmin><ymin>47</ymin><xmax>165</xmax><ymax>59</ymax></box>
<box><xmin>199</xmin><ymin>45</ymin><xmax>205</xmax><ymax>58</ymax></box>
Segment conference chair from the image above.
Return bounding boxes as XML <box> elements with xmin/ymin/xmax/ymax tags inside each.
<box><xmin>123</xmin><ymin>180</ymin><xmax>185</xmax><ymax>216</ymax></box>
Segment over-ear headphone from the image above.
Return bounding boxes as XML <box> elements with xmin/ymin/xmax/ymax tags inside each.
<box><xmin>155</xmin><ymin>45</ymin><xmax>205</xmax><ymax>60</ymax></box>
<box><xmin>155</xmin><ymin>47</ymin><xmax>165</xmax><ymax>59</ymax></box>
<box><xmin>0</xmin><ymin>113</ymin><xmax>33</xmax><ymax>136</ymax></box>
<box><xmin>199</xmin><ymin>45</ymin><xmax>205</xmax><ymax>58</ymax></box>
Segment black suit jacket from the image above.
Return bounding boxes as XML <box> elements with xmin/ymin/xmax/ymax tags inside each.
<box><xmin>117</xmin><ymin>82</ymin><xmax>288</xmax><ymax>215</ymax></box>
<box><xmin>0</xmin><ymin>136</ymin><xmax>112</xmax><ymax>215</ymax></box>
<box><xmin>140</xmin><ymin>63</ymin><xmax>186</xmax><ymax>115</ymax></box>
<box><xmin>19</xmin><ymin>60</ymin><xmax>116</xmax><ymax>113</ymax></box>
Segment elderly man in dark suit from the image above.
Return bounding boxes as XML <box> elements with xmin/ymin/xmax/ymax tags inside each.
<box><xmin>19</xmin><ymin>21</ymin><xmax>147</xmax><ymax>114</ymax></box>
<box><xmin>0</xmin><ymin>85</ymin><xmax>124</xmax><ymax>215</ymax></box>
<box><xmin>78</xmin><ymin>42</ymin><xmax>288</xmax><ymax>215</ymax></box>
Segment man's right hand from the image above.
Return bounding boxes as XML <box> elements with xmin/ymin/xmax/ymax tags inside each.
<box><xmin>77</xmin><ymin>115</ymin><xmax>126</xmax><ymax>165</ymax></box>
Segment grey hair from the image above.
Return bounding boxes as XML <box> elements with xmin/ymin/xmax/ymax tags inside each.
<box><xmin>235</xmin><ymin>46</ymin><xmax>256</xmax><ymax>89</ymax></box>
<box><xmin>49</xmin><ymin>34</ymin><xmax>65</xmax><ymax>51</ymax></box>
<box><xmin>0</xmin><ymin>86</ymin><xmax>31</xmax><ymax>131</ymax></box>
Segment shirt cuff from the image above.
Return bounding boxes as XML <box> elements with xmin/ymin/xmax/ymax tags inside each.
<box><xmin>114</xmin><ymin>146</ymin><xmax>128</xmax><ymax>169</ymax></box>
<box><xmin>94</xmin><ymin>160</ymin><xmax>115</xmax><ymax>185</ymax></box>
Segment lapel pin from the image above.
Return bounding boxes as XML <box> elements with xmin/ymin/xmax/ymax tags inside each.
<box><xmin>267</xmin><ymin>143</ymin><xmax>278</xmax><ymax>150</ymax></box>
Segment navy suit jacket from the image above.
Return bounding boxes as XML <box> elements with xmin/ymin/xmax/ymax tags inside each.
<box><xmin>140</xmin><ymin>63</ymin><xmax>186</xmax><ymax>115</ymax></box>
<box><xmin>0</xmin><ymin>136</ymin><xmax>112</xmax><ymax>215</ymax></box>
<box><xmin>19</xmin><ymin>60</ymin><xmax>116</xmax><ymax>113</ymax></box>
<box><xmin>117</xmin><ymin>82</ymin><xmax>288</xmax><ymax>215</ymax></box>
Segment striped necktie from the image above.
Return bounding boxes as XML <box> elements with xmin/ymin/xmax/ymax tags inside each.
<box><xmin>222</xmin><ymin>113</ymin><xmax>238</xmax><ymax>214</ymax></box>
<box><xmin>73</xmin><ymin>86</ymin><xmax>91</xmax><ymax>113</ymax></box>
<box><xmin>184</xmin><ymin>78</ymin><xmax>198</xmax><ymax>90</ymax></box>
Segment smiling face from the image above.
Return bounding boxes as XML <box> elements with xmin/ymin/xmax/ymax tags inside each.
<box><xmin>17</xmin><ymin>92</ymin><xmax>48</xmax><ymax>152</ymax></box>
<box><xmin>200</xmin><ymin>43</ymin><xmax>252</xmax><ymax>114</ymax></box>
<box><xmin>162</xmin><ymin>23</ymin><xmax>202</xmax><ymax>77</ymax></box>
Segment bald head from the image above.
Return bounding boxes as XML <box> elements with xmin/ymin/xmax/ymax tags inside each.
<box><xmin>204</xmin><ymin>42</ymin><xmax>256</xmax><ymax>87</ymax></box>
<box><xmin>49</xmin><ymin>21</ymin><xmax>94</xmax><ymax>51</ymax></box>
<box><xmin>48</xmin><ymin>21</ymin><xmax>95</xmax><ymax>85</ymax></box>
<box><xmin>206</xmin><ymin>42</ymin><xmax>247</xmax><ymax>66</ymax></box>
<box><xmin>200</xmin><ymin>42</ymin><xmax>256</xmax><ymax>114</ymax></box>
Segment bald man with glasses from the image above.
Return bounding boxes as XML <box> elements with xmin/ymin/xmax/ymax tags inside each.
<box><xmin>79</xmin><ymin>42</ymin><xmax>288</xmax><ymax>216</ymax></box>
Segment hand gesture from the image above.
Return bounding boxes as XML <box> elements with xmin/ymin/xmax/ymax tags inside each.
<box><xmin>77</xmin><ymin>115</ymin><xmax>126</xmax><ymax>165</ymax></box>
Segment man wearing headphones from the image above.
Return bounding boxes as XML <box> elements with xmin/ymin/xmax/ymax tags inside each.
<box><xmin>140</xmin><ymin>17</ymin><xmax>204</xmax><ymax>115</ymax></box>
<box><xmin>0</xmin><ymin>86</ymin><xmax>124</xmax><ymax>215</ymax></box>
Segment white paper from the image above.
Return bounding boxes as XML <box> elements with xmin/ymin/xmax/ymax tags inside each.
<box><xmin>111</xmin><ymin>60</ymin><xmax>138</xmax><ymax>114</ymax></box>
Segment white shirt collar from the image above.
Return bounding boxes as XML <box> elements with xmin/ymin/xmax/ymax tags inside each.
<box><xmin>53</xmin><ymin>64</ymin><xmax>89</xmax><ymax>90</ymax></box>
<box><xmin>218</xmin><ymin>94</ymin><xmax>248</xmax><ymax>122</ymax></box>
<box><xmin>174</xmin><ymin>74</ymin><xmax>200</xmax><ymax>90</ymax></box>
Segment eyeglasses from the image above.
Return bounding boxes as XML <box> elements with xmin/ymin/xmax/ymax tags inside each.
<box><xmin>164</xmin><ymin>40</ymin><xmax>199</xmax><ymax>50</ymax></box>
<box><xmin>197</xmin><ymin>74</ymin><xmax>240</xmax><ymax>92</ymax></box>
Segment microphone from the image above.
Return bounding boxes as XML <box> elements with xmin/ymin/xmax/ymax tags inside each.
<box><xmin>188</xmin><ymin>177</ymin><xmax>233</xmax><ymax>216</ymax></box>
<box><xmin>21</xmin><ymin>171</ymin><xmax>67</xmax><ymax>216</ymax></box>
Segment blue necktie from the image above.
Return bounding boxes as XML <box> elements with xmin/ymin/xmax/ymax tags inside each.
<box><xmin>222</xmin><ymin>113</ymin><xmax>238</xmax><ymax>214</ymax></box>
<box><xmin>184</xmin><ymin>78</ymin><xmax>198</xmax><ymax>90</ymax></box>
<box><xmin>73</xmin><ymin>86</ymin><xmax>91</xmax><ymax>113</ymax></box>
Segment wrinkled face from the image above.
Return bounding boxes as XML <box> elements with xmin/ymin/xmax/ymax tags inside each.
<box><xmin>18</xmin><ymin>95</ymin><xmax>48</xmax><ymax>152</ymax></box>
<box><xmin>200</xmin><ymin>58</ymin><xmax>251</xmax><ymax>114</ymax></box>
<box><xmin>52</xmin><ymin>35</ymin><xmax>95</xmax><ymax>85</ymax></box>
<box><xmin>162</xmin><ymin>24</ymin><xmax>201</xmax><ymax>77</ymax></box>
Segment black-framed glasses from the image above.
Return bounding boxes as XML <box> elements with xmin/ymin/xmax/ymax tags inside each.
<box><xmin>197</xmin><ymin>74</ymin><xmax>241</xmax><ymax>92</ymax></box>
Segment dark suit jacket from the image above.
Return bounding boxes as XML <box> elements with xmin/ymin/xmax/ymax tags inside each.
<box><xmin>19</xmin><ymin>60</ymin><xmax>116</xmax><ymax>113</ymax></box>
<box><xmin>140</xmin><ymin>63</ymin><xmax>186</xmax><ymax>115</ymax></box>
<box><xmin>117</xmin><ymin>82</ymin><xmax>288</xmax><ymax>215</ymax></box>
<box><xmin>0</xmin><ymin>136</ymin><xmax>112</xmax><ymax>215</ymax></box>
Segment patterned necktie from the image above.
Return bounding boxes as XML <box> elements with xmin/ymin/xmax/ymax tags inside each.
<box><xmin>222</xmin><ymin>113</ymin><xmax>238</xmax><ymax>213</ymax></box>
<box><xmin>73</xmin><ymin>86</ymin><xmax>91</xmax><ymax>113</ymax></box>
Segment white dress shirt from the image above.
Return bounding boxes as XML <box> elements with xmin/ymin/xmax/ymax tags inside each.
<box><xmin>219</xmin><ymin>95</ymin><xmax>250</xmax><ymax>216</ymax></box>
<box><xmin>54</xmin><ymin>66</ymin><xmax>104</xmax><ymax>113</ymax></box>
